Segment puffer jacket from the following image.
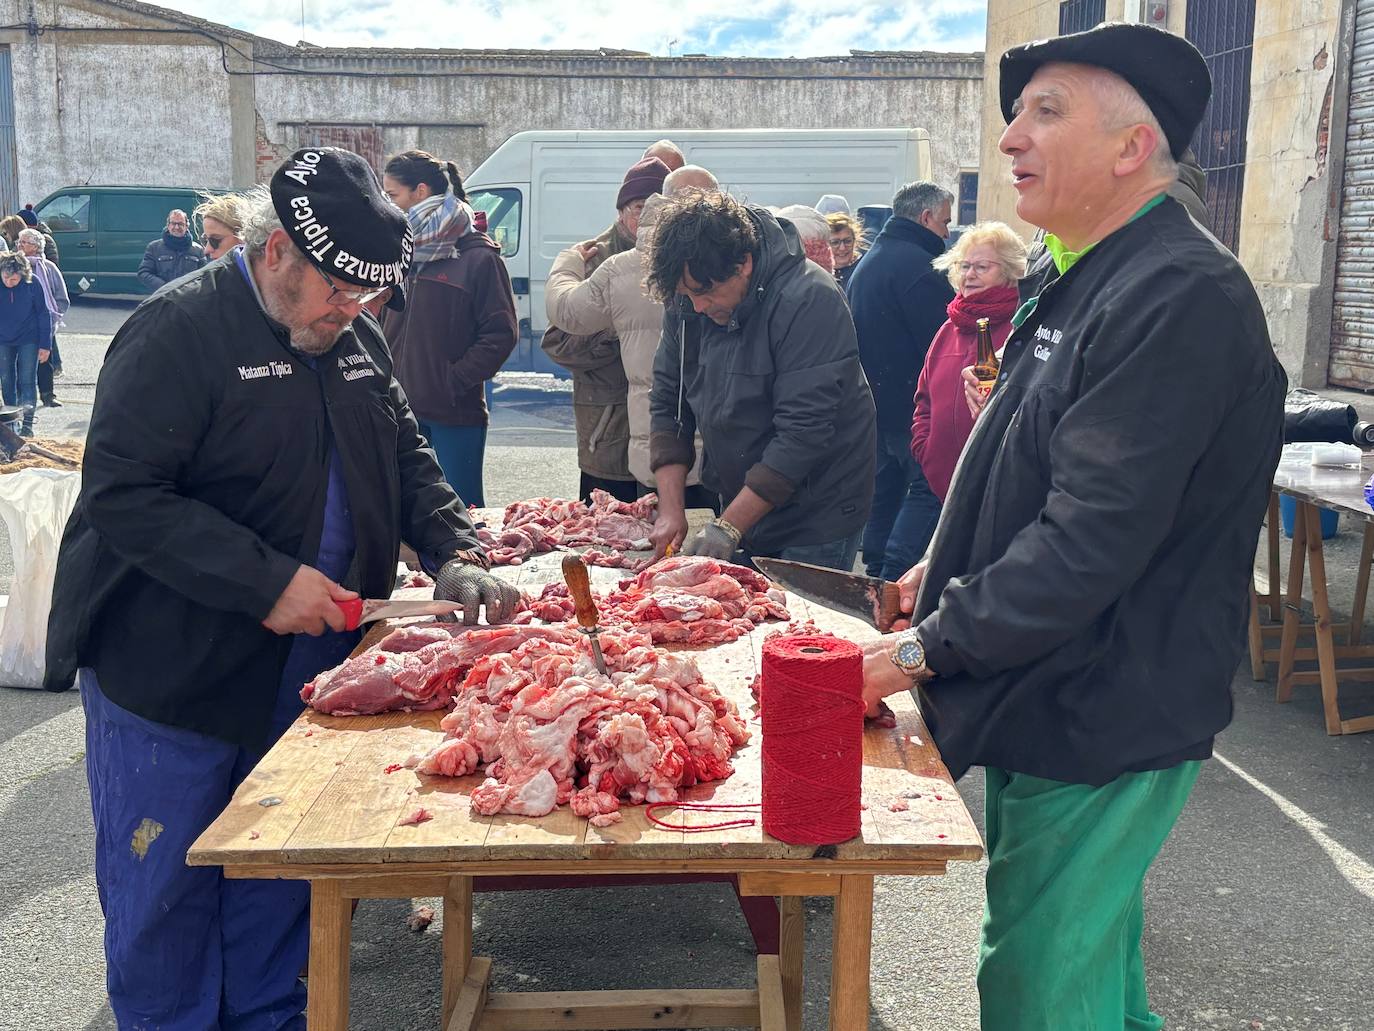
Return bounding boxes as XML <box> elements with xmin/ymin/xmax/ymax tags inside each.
<box><xmin>544</xmin><ymin>195</ymin><xmax>703</xmax><ymax>489</ymax></box>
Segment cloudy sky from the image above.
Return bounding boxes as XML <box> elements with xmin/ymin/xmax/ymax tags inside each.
<box><xmin>155</xmin><ymin>0</ymin><xmax>988</xmax><ymax>56</ymax></box>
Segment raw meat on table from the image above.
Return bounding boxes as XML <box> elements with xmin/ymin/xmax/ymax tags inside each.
<box><xmin>301</xmin><ymin>624</ymin><xmax>581</xmax><ymax>715</ymax></box>
<box><xmin>475</xmin><ymin>490</ymin><xmax>658</xmax><ymax>566</ymax></box>
<box><xmin>409</xmin><ymin>627</ymin><xmax>751</xmax><ymax>820</ymax></box>
<box><xmin>526</xmin><ymin>555</ymin><xmax>790</xmax><ymax>646</ymax></box>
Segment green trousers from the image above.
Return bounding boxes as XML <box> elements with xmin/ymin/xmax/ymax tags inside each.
<box><xmin>977</xmin><ymin>761</ymin><xmax>1202</xmax><ymax>1031</ymax></box>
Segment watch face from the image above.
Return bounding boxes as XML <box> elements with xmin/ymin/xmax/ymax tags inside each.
<box><xmin>896</xmin><ymin>636</ymin><xmax>925</xmax><ymax>670</ymax></box>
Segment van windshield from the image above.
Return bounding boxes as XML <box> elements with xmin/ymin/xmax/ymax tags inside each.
<box><xmin>467</xmin><ymin>188</ymin><xmax>521</xmax><ymax>258</ymax></box>
<box><xmin>37</xmin><ymin>193</ymin><xmax>91</xmax><ymax>233</ymax></box>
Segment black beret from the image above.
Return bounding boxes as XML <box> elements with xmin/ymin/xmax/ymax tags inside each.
<box><xmin>999</xmin><ymin>22</ymin><xmax>1211</xmax><ymax>160</ymax></box>
<box><xmin>271</xmin><ymin>147</ymin><xmax>413</xmax><ymax>311</ymax></box>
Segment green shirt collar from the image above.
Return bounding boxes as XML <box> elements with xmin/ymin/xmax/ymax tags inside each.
<box><xmin>1043</xmin><ymin>192</ymin><xmax>1168</xmax><ymax>275</ymax></box>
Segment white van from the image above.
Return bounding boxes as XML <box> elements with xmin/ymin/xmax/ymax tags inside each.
<box><xmin>464</xmin><ymin>128</ymin><xmax>933</xmax><ymax>372</ymax></box>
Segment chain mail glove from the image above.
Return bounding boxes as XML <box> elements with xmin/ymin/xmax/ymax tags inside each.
<box><xmin>434</xmin><ymin>556</ymin><xmax>522</xmax><ymax>625</ymax></box>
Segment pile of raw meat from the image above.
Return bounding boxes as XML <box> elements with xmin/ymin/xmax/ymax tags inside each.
<box><xmin>300</xmin><ymin>555</ymin><xmax>787</xmax><ymax>822</ymax></box>
<box><xmin>476</xmin><ymin>490</ymin><xmax>657</xmax><ymax>567</ymax></box>
<box><xmin>526</xmin><ymin>556</ymin><xmax>789</xmax><ymax>645</ymax></box>
<box><xmin>408</xmin><ymin>626</ymin><xmax>750</xmax><ymax>823</ymax></box>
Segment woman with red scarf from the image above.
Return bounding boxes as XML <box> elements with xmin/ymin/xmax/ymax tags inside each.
<box><xmin>911</xmin><ymin>222</ymin><xmax>1028</xmax><ymax>502</ymax></box>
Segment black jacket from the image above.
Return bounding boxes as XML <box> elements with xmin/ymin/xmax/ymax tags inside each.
<box><xmin>45</xmin><ymin>259</ymin><xmax>481</xmax><ymax>749</ymax></box>
<box><xmin>845</xmin><ymin>217</ymin><xmax>954</xmax><ymax>432</ymax></box>
<box><xmin>913</xmin><ymin>198</ymin><xmax>1286</xmax><ymax>784</ymax></box>
<box><xmin>137</xmin><ymin>235</ymin><xmax>206</xmax><ymax>291</ymax></box>
<box><xmin>649</xmin><ymin>207</ymin><xmax>876</xmax><ymax>552</ymax></box>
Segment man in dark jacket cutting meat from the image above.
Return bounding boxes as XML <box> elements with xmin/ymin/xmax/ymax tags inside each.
<box><xmin>858</xmin><ymin>24</ymin><xmax>1286</xmax><ymax>1031</ymax></box>
<box><xmin>644</xmin><ymin>191</ymin><xmax>876</xmax><ymax>570</ymax></box>
<box><xmin>45</xmin><ymin>148</ymin><xmax>520</xmax><ymax>1030</ymax></box>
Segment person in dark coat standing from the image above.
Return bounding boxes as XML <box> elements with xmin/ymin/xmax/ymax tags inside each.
<box><xmin>136</xmin><ymin>208</ymin><xmax>205</xmax><ymax>291</ymax></box>
<box><xmin>859</xmin><ymin>25</ymin><xmax>1285</xmax><ymax>1030</ymax></box>
<box><xmin>46</xmin><ymin>148</ymin><xmax>520</xmax><ymax>1030</ymax></box>
<box><xmin>845</xmin><ymin>180</ymin><xmax>955</xmax><ymax>579</ymax></box>
<box><xmin>0</xmin><ymin>250</ymin><xmax>52</xmax><ymax>436</ymax></box>
<box><xmin>645</xmin><ymin>192</ymin><xmax>876</xmax><ymax>569</ymax></box>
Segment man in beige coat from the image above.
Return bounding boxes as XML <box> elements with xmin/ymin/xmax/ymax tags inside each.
<box><xmin>545</xmin><ymin>166</ymin><xmax>719</xmax><ymax>511</ymax></box>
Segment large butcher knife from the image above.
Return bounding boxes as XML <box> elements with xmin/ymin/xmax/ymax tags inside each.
<box><xmin>753</xmin><ymin>557</ymin><xmax>905</xmax><ymax>632</ymax></box>
<box><xmin>334</xmin><ymin>597</ymin><xmax>463</xmax><ymax>630</ymax></box>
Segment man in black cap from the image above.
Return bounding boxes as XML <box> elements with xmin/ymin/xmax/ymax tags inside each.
<box><xmin>45</xmin><ymin>147</ymin><xmax>520</xmax><ymax>1029</ymax></box>
<box><xmin>858</xmin><ymin>23</ymin><xmax>1286</xmax><ymax>1030</ymax></box>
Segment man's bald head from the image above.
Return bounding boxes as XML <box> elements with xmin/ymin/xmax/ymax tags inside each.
<box><xmin>664</xmin><ymin>165</ymin><xmax>718</xmax><ymax>196</ymax></box>
<box><xmin>642</xmin><ymin>139</ymin><xmax>686</xmax><ymax>172</ymax></box>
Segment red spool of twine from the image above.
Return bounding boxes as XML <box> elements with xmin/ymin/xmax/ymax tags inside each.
<box><xmin>760</xmin><ymin>634</ymin><xmax>864</xmax><ymax>845</ymax></box>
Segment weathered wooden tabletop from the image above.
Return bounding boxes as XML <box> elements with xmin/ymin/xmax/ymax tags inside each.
<box><xmin>1271</xmin><ymin>444</ymin><xmax>1374</xmax><ymax>520</ymax></box>
<box><xmin>188</xmin><ymin>552</ymin><xmax>983</xmax><ymax>876</ymax></box>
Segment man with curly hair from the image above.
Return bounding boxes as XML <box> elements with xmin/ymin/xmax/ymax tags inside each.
<box><xmin>644</xmin><ymin>191</ymin><xmax>875</xmax><ymax>568</ymax></box>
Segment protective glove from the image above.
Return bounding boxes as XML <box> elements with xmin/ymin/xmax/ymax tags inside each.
<box><xmin>434</xmin><ymin>556</ymin><xmax>523</xmax><ymax>625</ymax></box>
<box><xmin>682</xmin><ymin>521</ymin><xmax>740</xmax><ymax>560</ymax></box>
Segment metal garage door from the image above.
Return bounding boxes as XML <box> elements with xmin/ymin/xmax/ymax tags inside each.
<box><xmin>1329</xmin><ymin>0</ymin><xmax>1374</xmax><ymax>387</ymax></box>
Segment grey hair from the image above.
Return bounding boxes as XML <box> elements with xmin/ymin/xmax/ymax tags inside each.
<box><xmin>892</xmin><ymin>181</ymin><xmax>954</xmax><ymax>222</ymax></box>
<box><xmin>238</xmin><ymin>185</ymin><xmax>283</xmax><ymax>255</ymax></box>
<box><xmin>1095</xmin><ymin>69</ymin><xmax>1178</xmax><ymax>179</ymax></box>
<box><xmin>17</xmin><ymin>228</ymin><xmax>43</xmax><ymax>248</ymax></box>
<box><xmin>0</xmin><ymin>250</ymin><xmax>31</xmax><ymax>282</ymax></box>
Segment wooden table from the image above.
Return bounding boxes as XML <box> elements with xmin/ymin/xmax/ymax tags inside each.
<box><xmin>187</xmin><ymin>554</ymin><xmax>984</xmax><ymax>1031</ymax></box>
<box><xmin>1252</xmin><ymin>446</ymin><xmax>1374</xmax><ymax>734</ymax></box>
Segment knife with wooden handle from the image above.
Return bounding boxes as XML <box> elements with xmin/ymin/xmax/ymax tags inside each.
<box><xmin>562</xmin><ymin>553</ymin><xmax>609</xmax><ymax>674</ymax></box>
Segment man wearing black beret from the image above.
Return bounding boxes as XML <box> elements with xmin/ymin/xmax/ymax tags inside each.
<box><xmin>861</xmin><ymin>23</ymin><xmax>1286</xmax><ymax>1029</ymax></box>
<box><xmin>45</xmin><ymin>147</ymin><xmax>520</xmax><ymax>1027</ymax></box>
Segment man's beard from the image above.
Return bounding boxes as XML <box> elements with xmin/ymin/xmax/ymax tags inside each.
<box><xmin>261</xmin><ymin>261</ymin><xmax>353</xmax><ymax>356</ymax></box>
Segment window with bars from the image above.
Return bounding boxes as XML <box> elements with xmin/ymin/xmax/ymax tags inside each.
<box><xmin>1059</xmin><ymin>0</ymin><xmax>1106</xmax><ymax>34</ymax></box>
<box><xmin>1186</xmin><ymin>0</ymin><xmax>1257</xmax><ymax>254</ymax></box>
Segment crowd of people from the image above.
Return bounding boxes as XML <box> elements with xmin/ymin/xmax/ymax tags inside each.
<box><xmin>39</xmin><ymin>20</ymin><xmax>1290</xmax><ymax>1031</ymax></box>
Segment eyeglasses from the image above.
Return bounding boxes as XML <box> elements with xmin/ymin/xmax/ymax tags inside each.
<box><xmin>310</xmin><ymin>262</ymin><xmax>389</xmax><ymax>306</ymax></box>
<box><xmin>958</xmin><ymin>261</ymin><xmax>998</xmax><ymax>275</ymax></box>
<box><xmin>167</xmin><ymin>221</ymin><xmax>188</xmax><ymax>229</ymax></box>
<box><xmin>204</xmin><ymin>235</ymin><xmax>225</xmax><ymax>250</ymax></box>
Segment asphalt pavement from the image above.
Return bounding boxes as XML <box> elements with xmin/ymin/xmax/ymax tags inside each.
<box><xmin>0</xmin><ymin>300</ymin><xmax>1372</xmax><ymax>1029</ymax></box>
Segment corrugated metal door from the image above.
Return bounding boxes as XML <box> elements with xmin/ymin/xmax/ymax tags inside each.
<box><xmin>0</xmin><ymin>47</ymin><xmax>18</xmax><ymax>217</ymax></box>
<box><xmin>1330</xmin><ymin>0</ymin><xmax>1374</xmax><ymax>387</ymax></box>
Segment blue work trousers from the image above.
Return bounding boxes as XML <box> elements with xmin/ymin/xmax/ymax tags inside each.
<box><xmin>419</xmin><ymin>419</ymin><xmax>488</xmax><ymax>508</ymax></box>
<box><xmin>81</xmin><ymin>669</ymin><xmax>313</xmax><ymax>1031</ymax></box>
<box><xmin>0</xmin><ymin>340</ymin><xmax>39</xmax><ymax>411</ymax></box>
<box><xmin>861</xmin><ymin>427</ymin><xmax>943</xmax><ymax>580</ymax></box>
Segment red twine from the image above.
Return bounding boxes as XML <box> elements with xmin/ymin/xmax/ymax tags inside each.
<box><xmin>760</xmin><ymin>634</ymin><xmax>864</xmax><ymax>845</ymax></box>
<box><xmin>645</xmin><ymin>801</ymin><xmax>760</xmax><ymax>832</ymax></box>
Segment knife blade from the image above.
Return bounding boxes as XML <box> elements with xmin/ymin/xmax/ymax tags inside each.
<box><xmin>335</xmin><ymin>597</ymin><xmax>464</xmax><ymax>631</ymax></box>
<box><xmin>752</xmin><ymin>557</ymin><xmax>905</xmax><ymax>632</ymax></box>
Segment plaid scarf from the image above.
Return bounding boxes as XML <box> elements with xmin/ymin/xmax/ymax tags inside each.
<box><xmin>406</xmin><ymin>191</ymin><xmax>474</xmax><ymax>267</ymax></box>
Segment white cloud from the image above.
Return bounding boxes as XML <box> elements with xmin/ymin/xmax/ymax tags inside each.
<box><xmin>150</xmin><ymin>0</ymin><xmax>986</xmax><ymax>56</ymax></box>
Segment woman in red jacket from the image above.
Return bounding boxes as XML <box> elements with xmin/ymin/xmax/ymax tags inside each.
<box><xmin>911</xmin><ymin>222</ymin><xmax>1028</xmax><ymax>502</ymax></box>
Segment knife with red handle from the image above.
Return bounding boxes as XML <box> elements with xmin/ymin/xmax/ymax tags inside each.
<box><xmin>334</xmin><ymin>597</ymin><xmax>464</xmax><ymax>631</ymax></box>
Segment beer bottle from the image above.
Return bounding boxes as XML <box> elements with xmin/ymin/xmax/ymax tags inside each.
<box><xmin>972</xmin><ymin>317</ymin><xmax>999</xmax><ymax>395</ymax></box>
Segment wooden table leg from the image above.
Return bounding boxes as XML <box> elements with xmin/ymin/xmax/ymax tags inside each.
<box><xmin>1303</xmin><ymin>504</ymin><xmax>1345</xmax><ymax>735</ymax></box>
<box><xmin>827</xmin><ymin>875</ymin><xmax>874</xmax><ymax>1031</ymax></box>
<box><xmin>1347</xmin><ymin>523</ymin><xmax>1374</xmax><ymax>647</ymax></box>
<box><xmin>1276</xmin><ymin>501</ymin><xmax>1308</xmax><ymax>704</ymax></box>
<box><xmin>1248</xmin><ymin>585</ymin><xmax>1266</xmax><ymax>681</ymax></box>
<box><xmin>1266</xmin><ymin>493</ymin><xmax>1282</xmax><ymax>620</ymax></box>
<box><xmin>307</xmin><ymin>879</ymin><xmax>352</xmax><ymax>1031</ymax></box>
<box><xmin>443</xmin><ymin>876</ymin><xmax>474</xmax><ymax>1029</ymax></box>
<box><xmin>778</xmin><ymin>895</ymin><xmax>804</xmax><ymax>1031</ymax></box>
<box><xmin>758</xmin><ymin>955</ymin><xmax>787</xmax><ymax>1031</ymax></box>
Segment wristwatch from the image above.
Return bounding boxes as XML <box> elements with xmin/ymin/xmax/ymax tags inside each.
<box><xmin>889</xmin><ymin>627</ymin><xmax>935</xmax><ymax>683</ymax></box>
